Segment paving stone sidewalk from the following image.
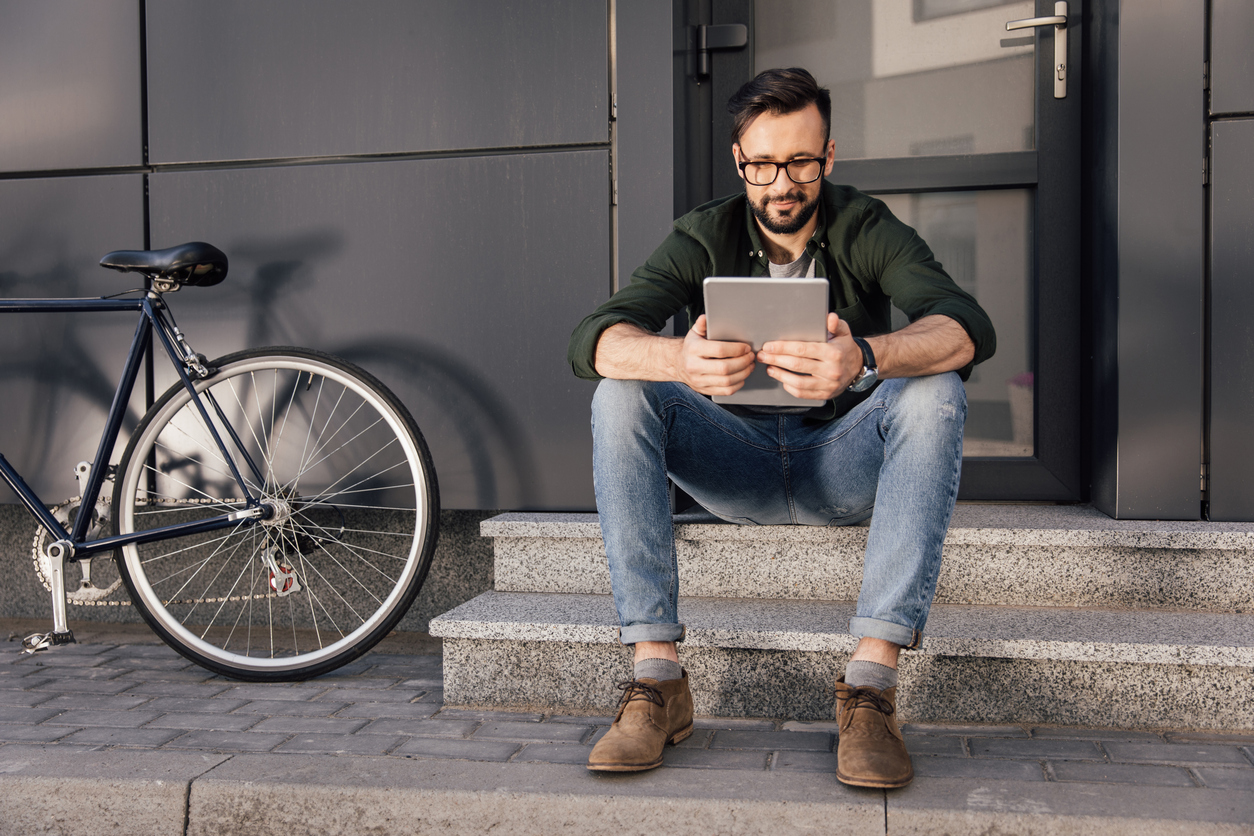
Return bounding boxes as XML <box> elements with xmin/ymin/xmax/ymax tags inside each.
<box><xmin>1</xmin><ymin>632</ymin><xmax>1251</xmax><ymax>834</ymax></box>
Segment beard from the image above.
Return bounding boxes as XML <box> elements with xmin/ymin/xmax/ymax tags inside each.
<box><xmin>749</xmin><ymin>188</ymin><xmax>821</xmax><ymax>235</ymax></box>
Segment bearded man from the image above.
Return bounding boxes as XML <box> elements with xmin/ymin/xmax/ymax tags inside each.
<box><xmin>567</xmin><ymin>67</ymin><xmax>995</xmax><ymax>788</ymax></box>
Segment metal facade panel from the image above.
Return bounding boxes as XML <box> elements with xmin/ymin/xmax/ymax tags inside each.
<box><xmin>1211</xmin><ymin>0</ymin><xmax>1254</xmax><ymax>115</ymax></box>
<box><xmin>616</xmin><ymin>0</ymin><xmax>674</xmax><ymax>290</ymax></box>
<box><xmin>149</xmin><ymin>152</ymin><xmax>609</xmax><ymax>510</ymax></box>
<box><xmin>0</xmin><ymin>0</ymin><xmax>142</xmax><ymax>172</ymax></box>
<box><xmin>1111</xmin><ymin>1</ymin><xmax>1205</xmax><ymax>519</ymax></box>
<box><xmin>0</xmin><ymin>175</ymin><xmax>146</xmax><ymax>503</ymax></box>
<box><xmin>1208</xmin><ymin>118</ymin><xmax>1254</xmax><ymax>520</ymax></box>
<box><xmin>146</xmin><ymin>0</ymin><xmax>608</xmax><ymax>164</ymax></box>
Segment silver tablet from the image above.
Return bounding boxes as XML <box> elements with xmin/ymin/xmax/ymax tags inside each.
<box><xmin>702</xmin><ymin>276</ymin><xmax>829</xmax><ymax>406</ymax></box>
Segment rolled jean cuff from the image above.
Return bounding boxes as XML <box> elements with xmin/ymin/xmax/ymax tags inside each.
<box><xmin>618</xmin><ymin>623</ymin><xmax>686</xmax><ymax>646</ymax></box>
<box><xmin>848</xmin><ymin>616</ymin><xmax>921</xmax><ymax>650</ymax></box>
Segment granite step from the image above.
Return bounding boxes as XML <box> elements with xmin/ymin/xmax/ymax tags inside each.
<box><xmin>430</xmin><ymin>591</ymin><xmax>1254</xmax><ymax>730</ymax></box>
<box><xmin>485</xmin><ymin>506</ymin><xmax>1254</xmax><ymax>612</ymax></box>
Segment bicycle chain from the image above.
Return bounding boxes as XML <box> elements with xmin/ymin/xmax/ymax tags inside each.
<box><xmin>32</xmin><ymin>495</ymin><xmax>285</xmax><ymax>607</ymax></box>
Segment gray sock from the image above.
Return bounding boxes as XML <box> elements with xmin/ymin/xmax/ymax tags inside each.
<box><xmin>844</xmin><ymin>660</ymin><xmax>898</xmax><ymax>692</ymax></box>
<box><xmin>635</xmin><ymin>658</ymin><xmax>683</xmax><ymax>682</ymax></box>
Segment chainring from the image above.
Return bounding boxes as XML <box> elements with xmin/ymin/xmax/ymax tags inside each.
<box><xmin>30</xmin><ymin>497</ymin><xmax>126</xmax><ymax>606</ymax></box>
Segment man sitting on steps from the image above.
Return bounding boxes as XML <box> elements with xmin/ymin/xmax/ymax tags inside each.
<box><xmin>567</xmin><ymin>67</ymin><xmax>996</xmax><ymax>788</ymax></box>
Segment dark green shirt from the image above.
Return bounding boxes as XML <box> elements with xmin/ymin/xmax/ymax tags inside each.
<box><xmin>568</xmin><ymin>182</ymin><xmax>997</xmax><ymax>420</ymax></box>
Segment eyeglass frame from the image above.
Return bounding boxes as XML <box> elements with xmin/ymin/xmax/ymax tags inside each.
<box><xmin>735</xmin><ymin>155</ymin><xmax>829</xmax><ymax>186</ymax></box>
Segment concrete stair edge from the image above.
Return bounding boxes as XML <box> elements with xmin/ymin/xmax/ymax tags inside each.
<box><xmin>481</xmin><ymin>506</ymin><xmax>1254</xmax><ymax>550</ymax></box>
<box><xmin>430</xmin><ymin>591</ymin><xmax>1254</xmax><ymax>667</ymax></box>
<box><xmin>486</xmin><ymin>528</ymin><xmax>1254</xmax><ymax>613</ymax></box>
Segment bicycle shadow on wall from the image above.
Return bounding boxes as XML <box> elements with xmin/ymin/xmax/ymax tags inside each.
<box><xmin>0</xmin><ymin>254</ymin><xmax>147</xmax><ymax>505</ymax></box>
<box><xmin>213</xmin><ymin>233</ymin><xmax>541</xmax><ymax>510</ymax></box>
<box><xmin>0</xmin><ymin>248</ymin><xmax>147</xmax><ymax>620</ymax></box>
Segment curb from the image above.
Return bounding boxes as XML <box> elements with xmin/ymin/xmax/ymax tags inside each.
<box><xmin>3</xmin><ymin>748</ymin><xmax>1251</xmax><ymax>836</ymax></box>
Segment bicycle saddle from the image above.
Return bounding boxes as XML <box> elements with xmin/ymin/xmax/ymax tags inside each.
<box><xmin>99</xmin><ymin>241</ymin><xmax>228</xmax><ymax>287</ymax></box>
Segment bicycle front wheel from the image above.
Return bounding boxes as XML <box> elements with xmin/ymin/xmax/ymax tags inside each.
<box><xmin>113</xmin><ymin>347</ymin><xmax>439</xmax><ymax>680</ymax></box>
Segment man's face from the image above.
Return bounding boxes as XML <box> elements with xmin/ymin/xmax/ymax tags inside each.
<box><xmin>733</xmin><ymin>104</ymin><xmax>835</xmax><ymax>237</ymax></box>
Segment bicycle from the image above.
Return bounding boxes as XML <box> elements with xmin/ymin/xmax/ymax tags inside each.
<box><xmin>0</xmin><ymin>242</ymin><xmax>440</xmax><ymax>681</ymax></box>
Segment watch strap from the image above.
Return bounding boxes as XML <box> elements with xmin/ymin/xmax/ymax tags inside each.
<box><xmin>852</xmin><ymin>337</ymin><xmax>876</xmax><ymax>372</ymax></box>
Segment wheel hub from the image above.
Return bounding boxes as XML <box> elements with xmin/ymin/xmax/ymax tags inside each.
<box><xmin>260</xmin><ymin>497</ymin><xmax>293</xmax><ymax>526</ymax></box>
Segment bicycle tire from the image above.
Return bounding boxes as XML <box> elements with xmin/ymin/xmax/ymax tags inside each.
<box><xmin>112</xmin><ymin>347</ymin><xmax>439</xmax><ymax>680</ymax></box>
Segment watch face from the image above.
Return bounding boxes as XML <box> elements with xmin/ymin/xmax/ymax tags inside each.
<box><xmin>850</xmin><ymin>367</ymin><xmax>878</xmax><ymax>393</ymax></box>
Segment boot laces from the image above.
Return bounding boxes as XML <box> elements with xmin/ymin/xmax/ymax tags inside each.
<box><xmin>841</xmin><ymin>686</ymin><xmax>895</xmax><ymax>717</ymax></box>
<box><xmin>615</xmin><ymin>679</ymin><xmax>665</xmax><ymax>708</ymax></box>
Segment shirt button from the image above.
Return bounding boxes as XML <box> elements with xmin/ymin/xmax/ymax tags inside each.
<box><xmin>757</xmin><ymin>250</ymin><xmax>763</xmax><ymax>257</ymax></box>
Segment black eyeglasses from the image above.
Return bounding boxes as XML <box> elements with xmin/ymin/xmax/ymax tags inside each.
<box><xmin>737</xmin><ymin>156</ymin><xmax>826</xmax><ymax>186</ymax></box>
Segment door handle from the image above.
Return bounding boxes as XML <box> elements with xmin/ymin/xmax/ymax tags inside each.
<box><xmin>1007</xmin><ymin>1</ymin><xmax>1068</xmax><ymax>99</ymax></box>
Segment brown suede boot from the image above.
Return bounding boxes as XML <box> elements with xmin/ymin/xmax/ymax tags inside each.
<box><xmin>587</xmin><ymin>672</ymin><xmax>694</xmax><ymax>771</ymax></box>
<box><xmin>834</xmin><ymin>678</ymin><xmax>913</xmax><ymax>788</ymax></box>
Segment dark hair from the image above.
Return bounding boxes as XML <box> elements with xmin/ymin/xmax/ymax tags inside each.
<box><xmin>727</xmin><ymin>67</ymin><xmax>831</xmax><ymax>145</ymax></box>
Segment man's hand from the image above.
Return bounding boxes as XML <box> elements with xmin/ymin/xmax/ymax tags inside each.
<box><xmin>678</xmin><ymin>315</ymin><xmax>755</xmax><ymax>396</ymax></box>
<box><xmin>591</xmin><ymin>316</ymin><xmax>754</xmax><ymax>395</ymax></box>
<box><xmin>758</xmin><ymin>313</ymin><xmax>977</xmax><ymax>400</ymax></box>
<box><xmin>758</xmin><ymin>312</ymin><xmax>862</xmax><ymax>400</ymax></box>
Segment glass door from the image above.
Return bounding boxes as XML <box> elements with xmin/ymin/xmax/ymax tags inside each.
<box><xmin>689</xmin><ymin>0</ymin><xmax>1082</xmax><ymax>500</ymax></box>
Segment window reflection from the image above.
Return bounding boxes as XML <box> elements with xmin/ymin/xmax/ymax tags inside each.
<box><xmin>876</xmin><ymin>191</ymin><xmax>1034</xmax><ymax>457</ymax></box>
<box><xmin>755</xmin><ymin>0</ymin><xmax>1035</xmax><ymax>160</ymax></box>
<box><xmin>914</xmin><ymin>0</ymin><xmax>1022</xmax><ymax>23</ymax></box>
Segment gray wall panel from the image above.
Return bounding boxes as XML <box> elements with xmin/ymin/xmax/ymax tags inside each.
<box><xmin>147</xmin><ymin>0</ymin><xmax>608</xmax><ymax>164</ymax></box>
<box><xmin>0</xmin><ymin>175</ymin><xmax>146</xmax><ymax>503</ymax></box>
<box><xmin>1208</xmin><ymin>118</ymin><xmax>1254</xmax><ymax>520</ymax></box>
<box><xmin>1102</xmin><ymin>1</ymin><xmax>1205</xmax><ymax>519</ymax></box>
<box><xmin>149</xmin><ymin>152</ymin><xmax>609</xmax><ymax>510</ymax></box>
<box><xmin>0</xmin><ymin>0</ymin><xmax>142</xmax><ymax>172</ymax></box>
<box><xmin>1211</xmin><ymin>0</ymin><xmax>1254</xmax><ymax>115</ymax></box>
<box><xmin>616</xmin><ymin>0</ymin><xmax>674</xmax><ymax>289</ymax></box>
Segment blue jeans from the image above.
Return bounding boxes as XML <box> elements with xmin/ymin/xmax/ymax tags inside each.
<box><xmin>591</xmin><ymin>374</ymin><xmax>966</xmax><ymax>648</ymax></box>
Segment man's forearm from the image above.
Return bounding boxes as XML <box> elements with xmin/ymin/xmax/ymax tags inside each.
<box><xmin>593</xmin><ymin>322</ymin><xmax>684</xmax><ymax>380</ymax></box>
<box><xmin>865</xmin><ymin>315</ymin><xmax>975</xmax><ymax>379</ymax></box>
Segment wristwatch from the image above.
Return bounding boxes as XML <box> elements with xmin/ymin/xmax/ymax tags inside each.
<box><xmin>848</xmin><ymin>337</ymin><xmax>879</xmax><ymax>393</ymax></box>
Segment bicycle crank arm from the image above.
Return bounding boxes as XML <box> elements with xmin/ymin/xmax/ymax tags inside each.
<box><xmin>23</xmin><ymin>540</ymin><xmax>76</xmax><ymax>654</ymax></box>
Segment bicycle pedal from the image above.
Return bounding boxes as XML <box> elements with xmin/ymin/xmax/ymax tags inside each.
<box><xmin>20</xmin><ymin>630</ymin><xmax>75</xmax><ymax>654</ymax></box>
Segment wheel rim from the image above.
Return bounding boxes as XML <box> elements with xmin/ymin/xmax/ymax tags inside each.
<box><xmin>117</xmin><ymin>354</ymin><xmax>431</xmax><ymax>673</ymax></box>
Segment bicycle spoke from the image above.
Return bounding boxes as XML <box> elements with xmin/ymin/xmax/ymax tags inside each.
<box><xmin>290</xmin><ymin>517</ymin><xmax>413</xmax><ymax>564</ymax></box>
<box><xmin>293</xmin><ymin>443</ymin><xmax>410</xmax><ymax>511</ymax></box>
<box><xmin>136</xmin><ymin>531</ymin><xmax>238</xmax><ymax>567</ymax></box>
<box><xmin>290</xmin><ymin>412</ymin><xmax>385</xmax><ymax>489</ymax></box>
<box><xmin>197</xmin><ymin>538</ymin><xmax>261</xmax><ymax>638</ymax></box>
<box><xmin>177</xmin><ymin>525</ymin><xmax>254</xmax><ymax>620</ymax></box>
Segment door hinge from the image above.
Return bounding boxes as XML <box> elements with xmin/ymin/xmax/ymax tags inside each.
<box><xmin>609</xmin><ymin>92</ymin><xmax>618</xmax><ymax>206</ymax></box>
<box><xmin>1201</xmin><ymin>462</ymin><xmax>1209</xmax><ymax>493</ymax></box>
<box><xmin>1203</xmin><ymin>154</ymin><xmax>1209</xmax><ymax>186</ymax></box>
<box><xmin>695</xmin><ymin>23</ymin><xmax>748</xmax><ymax>78</ymax></box>
<box><xmin>1203</xmin><ymin>60</ymin><xmax>1210</xmax><ymax>91</ymax></box>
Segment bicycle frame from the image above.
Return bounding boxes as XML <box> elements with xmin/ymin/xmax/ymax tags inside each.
<box><xmin>0</xmin><ymin>293</ymin><xmax>272</xmax><ymax>561</ymax></box>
